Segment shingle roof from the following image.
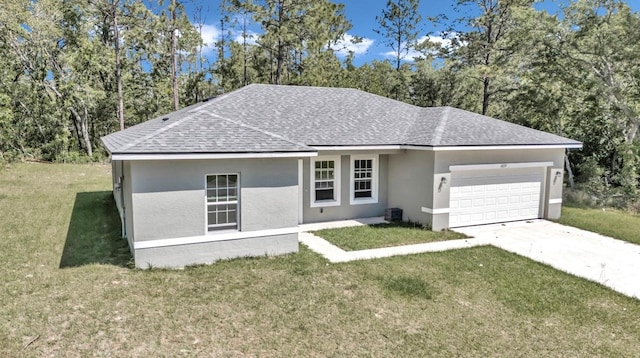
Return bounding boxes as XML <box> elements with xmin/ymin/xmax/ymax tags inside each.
<box><xmin>102</xmin><ymin>84</ymin><xmax>581</xmax><ymax>154</ymax></box>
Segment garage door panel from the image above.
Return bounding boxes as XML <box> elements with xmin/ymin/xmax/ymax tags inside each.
<box><xmin>449</xmin><ymin>169</ymin><xmax>543</xmax><ymax>228</ymax></box>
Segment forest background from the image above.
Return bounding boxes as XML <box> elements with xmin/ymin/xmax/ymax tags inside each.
<box><xmin>1</xmin><ymin>0</ymin><xmax>638</xmax><ymax>205</ymax></box>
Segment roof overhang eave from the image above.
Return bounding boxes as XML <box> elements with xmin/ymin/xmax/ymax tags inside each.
<box><xmin>109</xmin><ymin>151</ymin><xmax>318</xmax><ymax>161</ymax></box>
<box><xmin>100</xmin><ymin>137</ymin><xmax>114</xmax><ymax>155</ymax></box>
<box><xmin>408</xmin><ymin>143</ymin><xmax>583</xmax><ymax>151</ymax></box>
<box><xmin>310</xmin><ymin>143</ymin><xmax>583</xmax><ymax>152</ymax></box>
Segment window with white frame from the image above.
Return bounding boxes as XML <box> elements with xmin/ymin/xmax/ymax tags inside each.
<box><xmin>206</xmin><ymin>174</ymin><xmax>239</xmax><ymax>232</ymax></box>
<box><xmin>310</xmin><ymin>156</ymin><xmax>341</xmax><ymax>207</ymax></box>
<box><xmin>350</xmin><ymin>155</ymin><xmax>378</xmax><ymax>205</ymax></box>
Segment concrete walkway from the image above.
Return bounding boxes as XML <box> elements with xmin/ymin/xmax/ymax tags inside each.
<box><xmin>298</xmin><ymin>218</ymin><xmax>640</xmax><ymax>299</ymax></box>
<box><xmin>298</xmin><ymin>217</ymin><xmax>491</xmax><ymax>263</ymax></box>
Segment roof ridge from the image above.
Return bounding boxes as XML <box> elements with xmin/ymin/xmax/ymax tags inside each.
<box><xmin>431</xmin><ymin>106</ymin><xmax>451</xmax><ymax>145</ymax></box>
<box><xmin>185</xmin><ymin>83</ymin><xmax>256</xmax><ymax>113</ymax></box>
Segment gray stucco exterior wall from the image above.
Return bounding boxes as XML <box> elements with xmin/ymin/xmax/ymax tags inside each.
<box><xmin>129</xmin><ymin>158</ymin><xmax>299</xmax><ymax>241</ymax></box>
<box><xmin>302</xmin><ymin>153</ymin><xmax>389</xmax><ymax>223</ymax></box>
<box><xmin>123</xmin><ymin>161</ymin><xmax>134</xmax><ymax>251</ymax></box>
<box><xmin>433</xmin><ymin>148</ymin><xmax>565</xmax><ymax>172</ymax></box>
<box><xmin>387</xmin><ymin>150</ymin><xmax>435</xmax><ymax>225</ymax></box>
<box><xmin>110</xmin><ymin>159</ymin><xmax>133</xmax><ymax>251</ymax></box>
<box><xmin>111</xmin><ymin>160</ymin><xmax>123</xmax><ymax>216</ymax></box>
<box><xmin>119</xmin><ymin>158</ymin><xmax>300</xmax><ymax>268</ymax></box>
<box><xmin>545</xmin><ymin>167</ymin><xmax>565</xmax><ymax>219</ymax></box>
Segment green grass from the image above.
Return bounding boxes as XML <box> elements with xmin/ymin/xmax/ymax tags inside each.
<box><xmin>1</xmin><ymin>163</ymin><xmax>639</xmax><ymax>356</ymax></box>
<box><xmin>315</xmin><ymin>222</ymin><xmax>468</xmax><ymax>251</ymax></box>
<box><xmin>556</xmin><ymin>205</ymin><xmax>640</xmax><ymax>245</ymax></box>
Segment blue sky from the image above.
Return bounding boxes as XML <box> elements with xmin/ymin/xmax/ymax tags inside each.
<box><xmin>182</xmin><ymin>0</ymin><xmax>640</xmax><ymax>67</ymax></box>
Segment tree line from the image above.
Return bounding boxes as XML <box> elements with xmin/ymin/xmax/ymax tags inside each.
<box><xmin>0</xmin><ymin>0</ymin><xmax>638</xmax><ymax>198</ymax></box>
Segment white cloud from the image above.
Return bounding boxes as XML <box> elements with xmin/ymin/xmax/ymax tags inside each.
<box><xmin>197</xmin><ymin>26</ymin><xmax>375</xmax><ymax>59</ymax></box>
<box><xmin>427</xmin><ymin>32</ymin><xmax>461</xmax><ymax>50</ymax></box>
<box><xmin>233</xmin><ymin>31</ymin><xmax>259</xmax><ymax>46</ymax></box>
<box><xmin>199</xmin><ymin>24</ymin><xmax>220</xmax><ymax>53</ymax></box>
<box><xmin>381</xmin><ymin>33</ymin><xmax>459</xmax><ymax>62</ymax></box>
<box><xmin>196</xmin><ymin>23</ymin><xmax>261</xmax><ymax>54</ymax></box>
<box><xmin>381</xmin><ymin>48</ymin><xmax>422</xmax><ymax>61</ymax></box>
<box><xmin>330</xmin><ymin>34</ymin><xmax>375</xmax><ymax>56</ymax></box>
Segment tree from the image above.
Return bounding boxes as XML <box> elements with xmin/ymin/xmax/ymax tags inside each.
<box><xmin>112</xmin><ymin>0</ymin><xmax>126</xmax><ymax>130</ymax></box>
<box><xmin>0</xmin><ymin>0</ymin><xmax>211</xmax><ymax>161</ymax></box>
<box><xmin>169</xmin><ymin>0</ymin><xmax>180</xmax><ymax>110</ymax></box>
<box><xmin>375</xmin><ymin>0</ymin><xmax>422</xmax><ymax>71</ymax></box>
<box><xmin>447</xmin><ymin>0</ymin><xmax>533</xmax><ymax>115</ymax></box>
<box><xmin>508</xmin><ymin>0</ymin><xmax>640</xmax><ymax>193</ymax></box>
<box><xmin>229</xmin><ymin>0</ymin><xmax>351</xmax><ymax>85</ymax></box>
<box><xmin>374</xmin><ymin>0</ymin><xmax>422</xmax><ymax>100</ymax></box>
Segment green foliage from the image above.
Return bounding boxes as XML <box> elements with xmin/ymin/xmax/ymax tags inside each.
<box><xmin>0</xmin><ymin>0</ymin><xmax>207</xmax><ymax>162</ymax></box>
<box><xmin>374</xmin><ymin>0</ymin><xmax>422</xmax><ymax>70</ymax></box>
<box><xmin>0</xmin><ymin>0</ymin><xmax>638</xmax><ymax>197</ymax></box>
<box><xmin>221</xmin><ymin>0</ymin><xmax>352</xmax><ymax>88</ymax></box>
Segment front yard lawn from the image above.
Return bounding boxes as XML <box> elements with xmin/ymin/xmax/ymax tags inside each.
<box><xmin>1</xmin><ymin>163</ymin><xmax>639</xmax><ymax>356</ymax></box>
<box><xmin>315</xmin><ymin>222</ymin><xmax>467</xmax><ymax>251</ymax></box>
<box><xmin>556</xmin><ymin>205</ymin><xmax>640</xmax><ymax>245</ymax></box>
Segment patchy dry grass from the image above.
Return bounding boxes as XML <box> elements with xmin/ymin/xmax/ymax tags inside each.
<box><xmin>315</xmin><ymin>222</ymin><xmax>467</xmax><ymax>251</ymax></box>
<box><xmin>556</xmin><ymin>205</ymin><xmax>640</xmax><ymax>245</ymax></box>
<box><xmin>1</xmin><ymin>163</ymin><xmax>639</xmax><ymax>356</ymax></box>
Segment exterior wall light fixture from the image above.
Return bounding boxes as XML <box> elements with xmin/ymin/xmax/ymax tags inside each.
<box><xmin>438</xmin><ymin>176</ymin><xmax>447</xmax><ymax>192</ymax></box>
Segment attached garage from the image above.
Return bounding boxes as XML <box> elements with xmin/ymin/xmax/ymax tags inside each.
<box><xmin>447</xmin><ymin>163</ymin><xmax>549</xmax><ymax>228</ymax></box>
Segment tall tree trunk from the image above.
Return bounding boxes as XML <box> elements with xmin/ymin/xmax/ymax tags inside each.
<box><xmin>274</xmin><ymin>0</ymin><xmax>284</xmax><ymax>85</ymax></box>
<box><xmin>113</xmin><ymin>0</ymin><xmax>125</xmax><ymax>130</ymax></box>
<box><xmin>170</xmin><ymin>0</ymin><xmax>179</xmax><ymax>110</ymax></box>
<box><xmin>564</xmin><ymin>150</ymin><xmax>575</xmax><ymax>189</ymax></box>
<box><xmin>394</xmin><ymin>35</ymin><xmax>402</xmax><ymax>100</ymax></box>
<box><xmin>275</xmin><ymin>41</ymin><xmax>283</xmax><ymax>84</ymax></box>
<box><xmin>70</xmin><ymin>113</ymin><xmax>83</xmax><ymax>152</ymax></box>
<box><xmin>218</xmin><ymin>17</ymin><xmax>225</xmax><ymax>92</ymax></box>
<box><xmin>242</xmin><ymin>11</ymin><xmax>248</xmax><ymax>86</ymax></box>
<box><xmin>193</xmin><ymin>4</ymin><xmax>205</xmax><ymax>101</ymax></box>
<box><xmin>70</xmin><ymin>107</ymin><xmax>93</xmax><ymax>156</ymax></box>
<box><xmin>482</xmin><ymin>77</ymin><xmax>490</xmax><ymax>115</ymax></box>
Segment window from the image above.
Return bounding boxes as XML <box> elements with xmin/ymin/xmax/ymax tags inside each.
<box><xmin>353</xmin><ymin>159</ymin><xmax>373</xmax><ymax>198</ymax></box>
<box><xmin>310</xmin><ymin>156</ymin><xmax>341</xmax><ymax>207</ymax></box>
<box><xmin>206</xmin><ymin>174</ymin><xmax>239</xmax><ymax>232</ymax></box>
<box><xmin>350</xmin><ymin>155</ymin><xmax>378</xmax><ymax>205</ymax></box>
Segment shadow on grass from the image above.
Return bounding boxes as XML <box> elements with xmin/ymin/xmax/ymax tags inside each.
<box><xmin>374</xmin><ymin>275</ymin><xmax>437</xmax><ymax>300</ymax></box>
<box><xmin>59</xmin><ymin>191</ymin><xmax>132</xmax><ymax>268</ymax></box>
<box><xmin>367</xmin><ymin>221</ymin><xmax>428</xmax><ymax>230</ymax></box>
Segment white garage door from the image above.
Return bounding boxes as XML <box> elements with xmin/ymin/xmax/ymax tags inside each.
<box><xmin>449</xmin><ymin>168</ymin><xmax>543</xmax><ymax>228</ymax></box>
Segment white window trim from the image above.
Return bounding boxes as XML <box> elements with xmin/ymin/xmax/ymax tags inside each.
<box><xmin>350</xmin><ymin>154</ymin><xmax>379</xmax><ymax>205</ymax></box>
<box><xmin>310</xmin><ymin>155</ymin><xmax>341</xmax><ymax>208</ymax></box>
<box><xmin>204</xmin><ymin>173</ymin><xmax>240</xmax><ymax>234</ymax></box>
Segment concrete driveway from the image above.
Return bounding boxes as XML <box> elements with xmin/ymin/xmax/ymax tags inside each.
<box><xmin>454</xmin><ymin>220</ymin><xmax>640</xmax><ymax>299</ymax></box>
